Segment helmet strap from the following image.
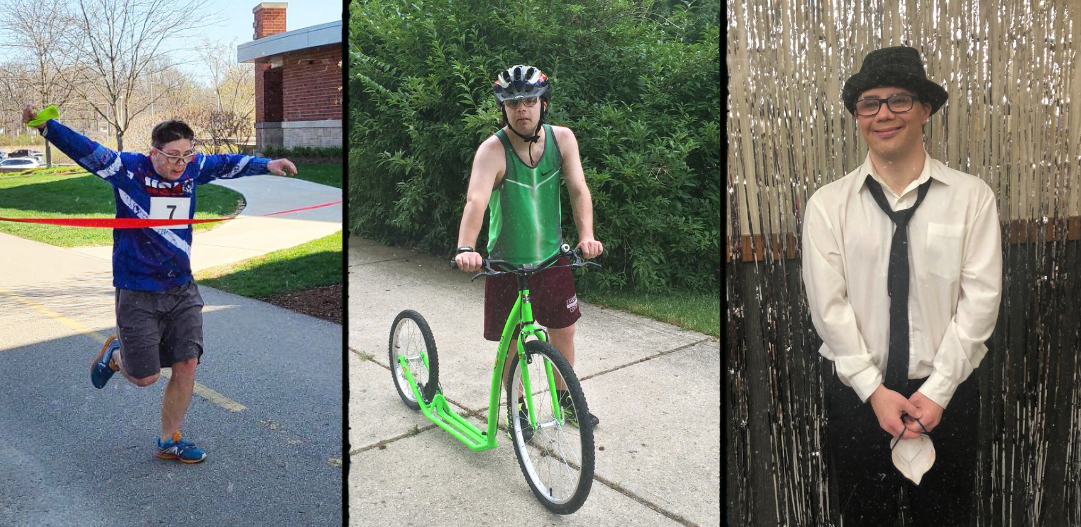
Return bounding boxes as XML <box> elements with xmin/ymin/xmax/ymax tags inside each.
<box><xmin>500</xmin><ymin>102</ymin><xmax>547</xmax><ymax>165</ymax></box>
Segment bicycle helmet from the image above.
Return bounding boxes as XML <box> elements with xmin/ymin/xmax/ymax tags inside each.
<box><xmin>494</xmin><ymin>65</ymin><xmax>551</xmax><ymax>154</ymax></box>
<box><xmin>494</xmin><ymin>65</ymin><xmax>551</xmax><ymax>105</ymax></box>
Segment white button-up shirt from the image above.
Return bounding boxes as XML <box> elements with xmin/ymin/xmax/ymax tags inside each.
<box><xmin>802</xmin><ymin>152</ymin><xmax>1002</xmax><ymax>408</ymax></box>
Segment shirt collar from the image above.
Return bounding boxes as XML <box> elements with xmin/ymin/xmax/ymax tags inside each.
<box><xmin>858</xmin><ymin>150</ymin><xmax>950</xmax><ymax>199</ymax></box>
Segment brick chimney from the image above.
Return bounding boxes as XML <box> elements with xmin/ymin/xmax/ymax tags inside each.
<box><xmin>253</xmin><ymin>3</ymin><xmax>288</xmax><ymax>128</ymax></box>
<box><xmin>253</xmin><ymin>2</ymin><xmax>287</xmax><ymax>40</ymax></box>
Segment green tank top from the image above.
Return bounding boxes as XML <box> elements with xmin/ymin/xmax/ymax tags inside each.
<box><xmin>487</xmin><ymin>124</ymin><xmax>564</xmax><ymax>265</ymax></box>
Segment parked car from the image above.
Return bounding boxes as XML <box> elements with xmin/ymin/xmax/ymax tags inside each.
<box><xmin>31</xmin><ymin>152</ymin><xmax>46</xmax><ymax>164</ymax></box>
<box><xmin>0</xmin><ymin>157</ymin><xmax>41</xmax><ymax>172</ymax></box>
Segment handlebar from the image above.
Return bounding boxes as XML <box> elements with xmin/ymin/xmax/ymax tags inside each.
<box><xmin>451</xmin><ymin>243</ymin><xmax>601</xmax><ymax>282</ymax></box>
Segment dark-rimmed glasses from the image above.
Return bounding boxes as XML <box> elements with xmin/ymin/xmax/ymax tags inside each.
<box><xmin>153</xmin><ymin>147</ymin><xmax>196</xmax><ymax>165</ymax></box>
<box><xmin>855</xmin><ymin>94</ymin><xmax>920</xmax><ymax>117</ymax></box>
<box><xmin>505</xmin><ymin>97</ymin><xmax>540</xmax><ymax>109</ymax></box>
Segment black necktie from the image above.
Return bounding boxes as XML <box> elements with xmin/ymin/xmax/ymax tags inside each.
<box><xmin>864</xmin><ymin>175</ymin><xmax>933</xmax><ymax>391</ymax></box>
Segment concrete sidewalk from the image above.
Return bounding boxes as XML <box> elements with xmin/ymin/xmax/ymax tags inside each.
<box><xmin>67</xmin><ymin>175</ymin><xmax>343</xmax><ymax>270</ymax></box>
<box><xmin>348</xmin><ymin>237</ymin><xmax>721</xmax><ymax>526</ymax></box>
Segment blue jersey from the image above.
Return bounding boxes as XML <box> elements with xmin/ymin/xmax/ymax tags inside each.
<box><xmin>41</xmin><ymin>120</ymin><xmax>271</xmax><ymax>292</ymax></box>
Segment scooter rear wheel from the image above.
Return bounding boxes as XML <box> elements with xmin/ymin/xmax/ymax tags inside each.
<box><xmin>388</xmin><ymin>310</ymin><xmax>439</xmax><ymax>409</ymax></box>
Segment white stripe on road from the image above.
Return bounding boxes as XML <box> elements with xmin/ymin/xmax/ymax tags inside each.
<box><xmin>0</xmin><ymin>286</ymin><xmax>247</xmax><ymax>413</ymax></box>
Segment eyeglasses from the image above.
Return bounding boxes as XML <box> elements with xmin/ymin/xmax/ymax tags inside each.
<box><xmin>504</xmin><ymin>97</ymin><xmax>540</xmax><ymax>109</ymax></box>
<box><xmin>855</xmin><ymin>94</ymin><xmax>920</xmax><ymax>117</ymax></box>
<box><xmin>154</xmin><ymin>147</ymin><xmax>196</xmax><ymax>165</ymax></box>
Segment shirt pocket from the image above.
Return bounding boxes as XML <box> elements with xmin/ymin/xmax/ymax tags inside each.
<box><xmin>925</xmin><ymin>223</ymin><xmax>965</xmax><ymax>280</ymax></box>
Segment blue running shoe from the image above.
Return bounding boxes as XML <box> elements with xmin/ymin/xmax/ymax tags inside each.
<box><xmin>157</xmin><ymin>432</ymin><xmax>207</xmax><ymax>464</ymax></box>
<box><xmin>91</xmin><ymin>336</ymin><xmax>121</xmax><ymax>389</ymax></box>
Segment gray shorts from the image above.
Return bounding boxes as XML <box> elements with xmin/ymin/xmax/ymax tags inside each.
<box><xmin>115</xmin><ymin>281</ymin><xmax>204</xmax><ymax>379</ymax></box>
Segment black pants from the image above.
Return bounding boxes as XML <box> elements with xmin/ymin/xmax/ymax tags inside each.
<box><xmin>826</xmin><ymin>373</ymin><xmax>980</xmax><ymax>526</ymax></box>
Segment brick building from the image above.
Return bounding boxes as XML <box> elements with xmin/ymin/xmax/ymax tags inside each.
<box><xmin>237</xmin><ymin>3</ymin><xmax>342</xmax><ymax>153</ymax></box>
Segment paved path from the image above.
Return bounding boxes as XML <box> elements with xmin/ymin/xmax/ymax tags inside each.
<box><xmin>0</xmin><ymin>176</ymin><xmax>343</xmax><ymax>526</ymax></box>
<box><xmin>348</xmin><ymin>237</ymin><xmax>721</xmax><ymax>526</ymax></box>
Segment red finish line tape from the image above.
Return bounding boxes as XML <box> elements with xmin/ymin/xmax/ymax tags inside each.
<box><xmin>0</xmin><ymin>199</ymin><xmax>342</xmax><ymax>229</ymax></box>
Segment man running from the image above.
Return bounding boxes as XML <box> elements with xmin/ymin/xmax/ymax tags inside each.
<box><xmin>23</xmin><ymin>104</ymin><xmax>297</xmax><ymax>463</ymax></box>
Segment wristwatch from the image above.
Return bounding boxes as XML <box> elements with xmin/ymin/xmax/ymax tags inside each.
<box><xmin>456</xmin><ymin>246</ymin><xmax>474</xmax><ymax>254</ymax></box>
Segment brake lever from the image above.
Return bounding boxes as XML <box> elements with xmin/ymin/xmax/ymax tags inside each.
<box><xmin>566</xmin><ymin>247</ymin><xmax>602</xmax><ymax>269</ymax></box>
<box><xmin>470</xmin><ymin>259</ymin><xmax>503</xmax><ymax>282</ymax></box>
<box><xmin>452</xmin><ymin>257</ymin><xmax>494</xmax><ymax>281</ymax></box>
<box><xmin>569</xmin><ymin>248</ymin><xmax>583</xmax><ymax>265</ymax></box>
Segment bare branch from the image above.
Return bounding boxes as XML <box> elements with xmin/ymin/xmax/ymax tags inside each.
<box><xmin>61</xmin><ymin>0</ymin><xmax>222</xmax><ymax>149</ymax></box>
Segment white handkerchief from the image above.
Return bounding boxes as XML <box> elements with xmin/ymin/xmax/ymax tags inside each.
<box><xmin>891</xmin><ymin>434</ymin><xmax>936</xmax><ymax>485</ymax></box>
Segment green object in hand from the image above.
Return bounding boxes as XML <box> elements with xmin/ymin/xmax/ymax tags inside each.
<box><xmin>27</xmin><ymin>105</ymin><xmax>59</xmax><ymax>127</ymax></box>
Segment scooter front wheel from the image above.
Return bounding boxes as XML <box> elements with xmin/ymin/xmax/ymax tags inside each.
<box><xmin>506</xmin><ymin>340</ymin><xmax>594</xmax><ymax>514</ymax></box>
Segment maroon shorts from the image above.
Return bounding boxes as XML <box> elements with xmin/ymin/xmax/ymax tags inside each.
<box><xmin>483</xmin><ymin>258</ymin><xmax>582</xmax><ymax>341</ymax></box>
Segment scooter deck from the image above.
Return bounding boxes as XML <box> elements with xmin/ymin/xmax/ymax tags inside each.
<box><xmin>419</xmin><ymin>392</ymin><xmax>499</xmax><ymax>452</ymax></box>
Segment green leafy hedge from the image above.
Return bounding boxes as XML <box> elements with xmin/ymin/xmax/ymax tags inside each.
<box><xmin>349</xmin><ymin>0</ymin><xmax>720</xmax><ymax>293</ymax></box>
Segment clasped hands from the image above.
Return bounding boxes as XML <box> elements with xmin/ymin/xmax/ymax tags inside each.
<box><xmin>869</xmin><ymin>384</ymin><xmax>944</xmax><ymax>439</ymax></box>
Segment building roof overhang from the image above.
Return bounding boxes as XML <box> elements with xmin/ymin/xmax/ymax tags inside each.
<box><xmin>237</xmin><ymin>20</ymin><xmax>342</xmax><ymax>63</ymax></box>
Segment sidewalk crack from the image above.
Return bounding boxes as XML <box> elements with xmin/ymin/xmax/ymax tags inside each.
<box><xmin>593</xmin><ymin>472</ymin><xmax>700</xmax><ymax>526</ymax></box>
<box><xmin>578</xmin><ymin>338</ymin><xmax>711</xmax><ymax>382</ymax></box>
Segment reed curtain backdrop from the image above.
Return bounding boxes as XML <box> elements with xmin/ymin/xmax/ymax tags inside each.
<box><xmin>727</xmin><ymin>0</ymin><xmax>1081</xmax><ymax>525</ymax></box>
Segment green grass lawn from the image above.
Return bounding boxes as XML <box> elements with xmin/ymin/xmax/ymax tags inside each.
<box><xmin>292</xmin><ymin>162</ymin><xmax>342</xmax><ymax>189</ymax></box>
<box><xmin>0</xmin><ymin>167</ymin><xmax>242</xmax><ymax>246</ymax></box>
<box><xmin>578</xmin><ymin>288</ymin><xmax>720</xmax><ymax>338</ymax></box>
<box><xmin>195</xmin><ymin>231</ymin><xmax>343</xmax><ymax>297</ymax></box>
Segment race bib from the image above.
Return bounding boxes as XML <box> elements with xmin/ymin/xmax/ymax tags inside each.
<box><xmin>149</xmin><ymin>197</ymin><xmax>192</xmax><ymax>229</ymax></box>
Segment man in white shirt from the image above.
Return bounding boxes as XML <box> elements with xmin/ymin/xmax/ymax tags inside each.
<box><xmin>802</xmin><ymin>46</ymin><xmax>1002</xmax><ymax>524</ymax></box>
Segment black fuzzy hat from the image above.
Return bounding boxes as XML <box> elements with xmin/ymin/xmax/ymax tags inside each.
<box><xmin>842</xmin><ymin>46</ymin><xmax>948</xmax><ymax>115</ymax></box>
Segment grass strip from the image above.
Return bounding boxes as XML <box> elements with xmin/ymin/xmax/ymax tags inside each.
<box><xmin>195</xmin><ymin>231</ymin><xmax>343</xmax><ymax>298</ymax></box>
<box><xmin>578</xmin><ymin>288</ymin><xmax>720</xmax><ymax>338</ymax></box>
<box><xmin>292</xmin><ymin>162</ymin><xmax>342</xmax><ymax>189</ymax></box>
<box><xmin>0</xmin><ymin>167</ymin><xmax>241</xmax><ymax>246</ymax></box>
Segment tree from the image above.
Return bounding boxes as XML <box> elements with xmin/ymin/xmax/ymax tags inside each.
<box><xmin>122</xmin><ymin>71</ymin><xmax>204</xmax><ymax>152</ymax></box>
<box><xmin>62</xmin><ymin>0</ymin><xmax>221</xmax><ymax>151</ymax></box>
<box><xmin>194</xmin><ymin>39</ymin><xmax>255</xmax><ymax>154</ymax></box>
<box><xmin>0</xmin><ymin>61</ymin><xmax>35</xmax><ymax>138</ymax></box>
<box><xmin>0</xmin><ymin>0</ymin><xmax>82</xmax><ymax>166</ymax></box>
